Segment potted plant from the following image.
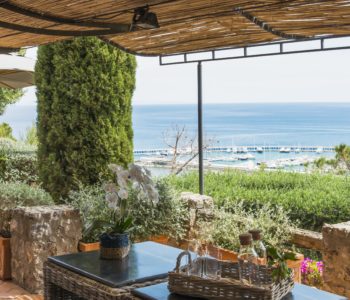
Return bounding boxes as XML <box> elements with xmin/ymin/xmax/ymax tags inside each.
<box><xmin>99</xmin><ymin>163</ymin><xmax>159</xmax><ymax>260</ymax></box>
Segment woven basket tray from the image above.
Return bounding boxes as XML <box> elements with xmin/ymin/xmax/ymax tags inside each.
<box><xmin>168</xmin><ymin>251</ymin><xmax>294</xmax><ymax>300</ymax></box>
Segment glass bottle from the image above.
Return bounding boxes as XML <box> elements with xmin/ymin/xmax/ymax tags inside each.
<box><xmin>238</xmin><ymin>233</ymin><xmax>258</xmax><ymax>284</ymax></box>
<box><xmin>249</xmin><ymin>229</ymin><xmax>267</xmax><ymax>265</ymax></box>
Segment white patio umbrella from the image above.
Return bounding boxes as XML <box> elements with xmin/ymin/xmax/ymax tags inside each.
<box><xmin>0</xmin><ymin>54</ymin><xmax>35</xmax><ymax>89</ymax></box>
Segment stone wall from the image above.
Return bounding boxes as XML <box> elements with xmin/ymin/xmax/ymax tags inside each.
<box><xmin>0</xmin><ymin>209</ymin><xmax>12</xmax><ymax>235</ymax></box>
<box><xmin>10</xmin><ymin>205</ymin><xmax>82</xmax><ymax>294</ymax></box>
<box><xmin>322</xmin><ymin>221</ymin><xmax>350</xmax><ymax>298</ymax></box>
<box><xmin>180</xmin><ymin>192</ymin><xmax>214</xmax><ymax>239</ymax></box>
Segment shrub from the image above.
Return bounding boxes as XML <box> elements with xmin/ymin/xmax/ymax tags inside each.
<box><xmin>0</xmin><ymin>140</ymin><xmax>38</xmax><ymax>184</ymax></box>
<box><xmin>202</xmin><ymin>202</ymin><xmax>295</xmax><ymax>252</ymax></box>
<box><xmin>0</xmin><ymin>123</ymin><xmax>14</xmax><ymax>140</ymax></box>
<box><xmin>0</xmin><ymin>181</ymin><xmax>54</xmax><ymax>233</ymax></box>
<box><xmin>128</xmin><ymin>179</ymin><xmax>187</xmax><ymax>241</ymax></box>
<box><xmin>36</xmin><ymin>37</ymin><xmax>136</xmax><ymax>201</ymax></box>
<box><xmin>0</xmin><ymin>181</ymin><xmax>53</xmax><ymax>209</ymax></box>
<box><xmin>167</xmin><ymin>170</ymin><xmax>350</xmax><ymax>231</ymax></box>
<box><xmin>66</xmin><ymin>180</ymin><xmax>187</xmax><ymax>243</ymax></box>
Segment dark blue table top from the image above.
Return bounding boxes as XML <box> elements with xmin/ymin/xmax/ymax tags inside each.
<box><xmin>132</xmin><ymin>282</ymin><xmax>348</xmax><ymax>300</ymax></box>
<box><xmin>48</xmin><ymin>241</ymin><xmax>184</xmax><ymax>288</ymax></box>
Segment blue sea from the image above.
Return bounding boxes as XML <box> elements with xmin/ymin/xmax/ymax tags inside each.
<box><xmin>2</xmin><ymin>102</ymin><xmax>350</xmax><ymax>149</ymax></box>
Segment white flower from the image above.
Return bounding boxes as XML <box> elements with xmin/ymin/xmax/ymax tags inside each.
<box><xmin>118</xmin><ymin>188</ymin><xmax>128</xmax><ymax>200</ymax></box>
<box><xmin>107</xmin><ymin>201</ymin><xmax>118</xmax><ymax>210</ymax></box>
<box><xmin>103</xmin><ymin>183</ymin><xmax>117</xmax><ymax>193</ymax></box>
<box><xmin>105</xmin><ymin>192</ymin><xmax>119</xmax><ymax>206</ymax></box>
<box><xmin>145</xmin><ymin>184</ymin><xmax>159</xmax><ymax>204</ymax></box>
<box><xmin>117</xmin><ymin>170</ymin><xmax>129</xmax><ymax>188</ymax></box>
<box><xmin>103</xmin><ymin>164</ymin><xmax>159</xmax><ymax>212</ymax></box>
<box><xmin>128</xmin><ymin>164</ymin><xmax>144</xmax><ymax>183</ymax></box>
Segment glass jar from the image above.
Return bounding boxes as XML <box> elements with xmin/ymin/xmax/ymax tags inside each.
<box><xmin>249</xmin><ymin>229</ymin><xmax>267</xmax><ymax>265</ymax></box>
<box><xmin>238</xmin><ymin>233</ymin><xmax>258</xmax><ymax>284</ymax></box>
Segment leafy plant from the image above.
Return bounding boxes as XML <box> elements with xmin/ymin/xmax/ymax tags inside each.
<box><xmin>103</xmin><ymin>164</ymin><xmax>159</xmax><ymax>235</ymax></box>
<box><xmin>200</xmin><ymin>202</ymin><xmax>295</xmax><ymax>252</ymax></box>
<box><xmin>168</xmin><ymin>170</ymin><xmax>350</xmax><ymax>231</ymax></box>
<box><xmin>67</xmin><ymin>179</ymin><xmax>187</xmax><ymax>243</ymax></box>
<box><xmin>267</xmin><ymin>246</ymin><xmax>297</xmax><ymax>282</ymax></box>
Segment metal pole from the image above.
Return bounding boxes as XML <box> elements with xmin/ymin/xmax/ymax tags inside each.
<box><xmin>197</xmin><ymin>61</ymin><xmax>204</xmax><ymax>195</ymax></box>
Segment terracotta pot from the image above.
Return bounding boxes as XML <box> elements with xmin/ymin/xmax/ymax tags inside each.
<box><xmin>0</xmin><ymin>236</ymin><xmax>11</xmax><ymax>280</ymax></box>
<box><xmin>207</xmin><ymin>244</ymin><xmax>238</xmax><ymax>261</ymax></box>
<box><xmin>78</xmin><ymin>241</ymin><xmax>100</xmax><ymax>252</ymax></box>
<box><xmin>149</xmin><ymin>235</ymin><xmax>170</xmax><ymax>245</ymax></box>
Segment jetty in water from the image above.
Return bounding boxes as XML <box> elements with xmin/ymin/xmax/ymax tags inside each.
<box><xmin>134</xmin><ymin>146</ymin><xmax>335</xmax><ymax>155</ymax></box>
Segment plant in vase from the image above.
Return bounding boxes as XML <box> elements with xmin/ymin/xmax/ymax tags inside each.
<box><xmin>267</xmin><ymin>246</ymin><xmax>297</xmax><ymax>282</ymax></box>
<box><xmin>301</xmin><ymin>258</ymin><xmax>324</xmax><ymax>287</ymax></box>
<box><xmin>100</xmin><ymin>163</ymin><xmax>159</xmax><ymax>260</ymax></box>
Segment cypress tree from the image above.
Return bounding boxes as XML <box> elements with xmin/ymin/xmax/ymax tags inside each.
<box><xmin>35</xmin><ymin>37</ymin><xmax>136</xmax><ymax>201</ymax></box>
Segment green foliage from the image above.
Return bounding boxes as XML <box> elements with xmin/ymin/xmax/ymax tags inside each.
<box><xmin>36</xmin><ymin>37</ymin><xmax>136</xmax><ymax>201</ymax></box>
<box><xmin>312</xmin><ymin>144</ymin><xmax>350</xmax><ymax>174</ymax></box>
<box><xmin>0</xmin><ymin>181</ymin><xmax>53</xmax><ymax>233</ymax></box>
<box><xmin>128</xmin><ymin>179</ymin><xmax>187</xmax><ymax>241</ymax></box>
<box><xmin>0</xmin><ymin>123</ymin><xmax>14</xmax><ymax>140</ymax></box>
<box><xmin>267</xmin><ymin>246</ymin><xmax>297</xmax><ymax>282</ymax></box>
<box><xmin>0</xmin><ymin>139</ymin><xmax>38</xmax><ymax>184</ymax></box>
<box><xmin>167</xmin><ymin>170</ymin><xmax>350</xmax><ymax>231</ymax></box>
<box><xmin>66</xmin><ymin>180</ymin><xmax>187</xmax><ymax>243</ymax></box>
<box><xmin>202</xmin><ymin>202</ymin><xmax>294</xmax><ymax>252</ymax></box>
<box><xmin>0</xmin><ymin>181</ymin><xmax>53</xmax><ymax>209</ymax></box>
<box><xmin>0</xmin><ymin>88</ymin><xmax>23</xmax><ymax>115</ymax></box>
<box><xmin>23</xmin><ymin>123</ymin><xmax>38</xmax><ymax>146</ymax></box>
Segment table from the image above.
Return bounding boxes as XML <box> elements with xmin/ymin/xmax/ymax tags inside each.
<box><xmin>44</xmin><ymin>241</ymin><xmax>185</xmax><ymax>300</ymax></box>
<box><xmin>44</xmin><ymin>241</ymin><xmax>347</xmax><ymax>300</ymax></box>
<box><xmin>132</xmin><ymin>282</ymin><xmax>348</xmax><ymax>300</ymax></box>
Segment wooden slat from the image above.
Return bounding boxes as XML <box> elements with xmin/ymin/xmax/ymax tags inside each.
<box><xmin>0</xmin><ymin>0</ymin><xmax>349</xmax><ymax>55</ymax></box>
<box><xmin>290</xmin><ymin>228</ymin><xmax>324</xmax><ymax>252</ymax></box>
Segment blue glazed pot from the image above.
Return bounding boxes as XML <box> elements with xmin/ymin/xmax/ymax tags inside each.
<box><xmin>100</xmin><ymin>233</ymin><xmax>130</xmax><ymax>260</ymax></box>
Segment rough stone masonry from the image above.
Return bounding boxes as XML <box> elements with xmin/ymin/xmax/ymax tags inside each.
<box><xmin>322</xmin><ymin>221</ymin><xmax>350</xmax><ymax>298</ymax></box>
<box><xmin>10</xmin><ymin>205</ymin><xmax>82</xmax><ymax>294</ymax></box>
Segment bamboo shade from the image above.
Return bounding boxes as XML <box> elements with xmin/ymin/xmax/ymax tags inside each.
<box><xmin>0</xmin><ymin>0</ymin><xmax>349</xmax><ymax>55</ymax></box>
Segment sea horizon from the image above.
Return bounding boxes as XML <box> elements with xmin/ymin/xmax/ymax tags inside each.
<box><xmin>1</xmin><ymin>102</ymin><xmax>350</xmax><ymax>150</ymax></box>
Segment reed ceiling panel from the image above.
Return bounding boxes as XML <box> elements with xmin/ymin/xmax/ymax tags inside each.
<box><xmin>0</xmin><ymin>0</ymin><xmax>349</xmax><ymax>55</ymax></box>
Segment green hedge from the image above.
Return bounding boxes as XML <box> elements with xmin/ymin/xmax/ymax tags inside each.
<box><xmin>0</xmin><ymin>181</ymin><xmax>54</xmax><ymax>234</ymax></box>
<box><xmin>36</xmin><ymin>37</ymin><xmax>136</xmax><ymax>201</ymax></box>
<box><xmin>167</xmin><ymin>170</ymin><xmax>350</xmax><ymax>231</ymax></box>
<box><xmin>0</xmin><ymin>181</ymin><xmax>53</xmax><ymax>209</ymax></box>
<box><xmin>0</xmin><ymin>139</ymin><xmax>38</xmax><ymax>184</ymax></box>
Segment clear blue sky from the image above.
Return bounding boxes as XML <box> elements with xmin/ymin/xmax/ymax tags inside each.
<box><xmin>18</xmin><ymin>41</ymin><xmax>350</xmax><ymax>106</ymax></box>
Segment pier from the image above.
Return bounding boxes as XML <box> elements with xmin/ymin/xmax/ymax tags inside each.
<box><xmin>134</xmin><ymin>146</ymin><xmax>335</xmax><ymax>155</ymax></box>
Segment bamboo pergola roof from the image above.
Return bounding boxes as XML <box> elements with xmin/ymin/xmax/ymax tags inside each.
<box><xmin>0</xmin><ymin>1</ymin><xmax>350</xmax><ymax>56</ymax></box>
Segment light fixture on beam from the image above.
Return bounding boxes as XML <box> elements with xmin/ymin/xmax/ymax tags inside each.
<box><xmin>132</xmin><ymin>6</ymin><xmax>159</xmax><ymax>30</ymax></box>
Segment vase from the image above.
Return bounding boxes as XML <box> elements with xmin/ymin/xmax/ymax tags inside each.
<box><xmin>100</xmin><ymin>232</ymin><xmax>130</xmax><ymax>260</ymax></box>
